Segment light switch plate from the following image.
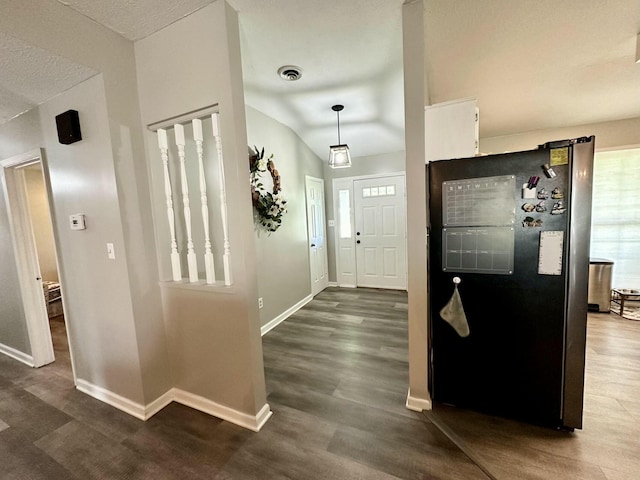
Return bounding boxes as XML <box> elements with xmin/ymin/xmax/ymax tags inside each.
<box><xmin>328</xmin><ymin>219</ymin><xmax>335</xmax><ymax>227</ymax></box>
<box><xmin>106</xmin><ymin>243</ymin><xmax>116</xmax><ymax>260</ymax></box>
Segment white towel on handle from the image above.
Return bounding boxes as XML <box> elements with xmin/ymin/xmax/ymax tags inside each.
<box><xmin>439</xmin><ymin>281</ymin><xmax>470</xmax><ymax>337</ymax></box>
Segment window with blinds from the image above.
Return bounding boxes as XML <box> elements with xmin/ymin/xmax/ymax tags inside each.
<box><xmin>590</xmin><ymin>148</ymin><xmax>640</xmax><ymax>288</ymax></box>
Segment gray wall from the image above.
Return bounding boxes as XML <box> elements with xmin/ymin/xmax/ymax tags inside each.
<box><xmin>136</xmin><ymin>1</ymin><xmax>268</xmax><ymax>417</ymax></box>
<box><xmin>0</xmin><ymin>109</ymin><xmax>38</xmax><ymax>355</ymax></box>
<box><xmin>246</xmin><ymin>107</ymin><xmax>324</xmax><ymax>326</ymax></box>
<box><xmin>41</xmin><ymin>76</ymin><xmax>148</xmax><ymax>398</ymax></box>
<box><xmin>0</xmin><ymin>186</ymin><xmax>30</xmax><ymax>354</ymax></box>
<box><xmin>323</xmin><ymin>150</ymin><xmax>405</xmax><ymax>282</ymax></box>
<box><xmin>1</xmin><ymin>0</ymin><xmax>270</xmax><ymax>419</ymax></box>
<box><xmin>1</xmin><ymin>0</ymin><xmax>171</xmax><ymax>405</ymax></box>
<box><xmin>0</xmin><ymin>76</ymin><xmax>147</xmax><ymax>399</ymax></box>
<box><xmin>0</xmin><ymin>187</ymin><xmax>29</xmax><ymax>354</ymax></box>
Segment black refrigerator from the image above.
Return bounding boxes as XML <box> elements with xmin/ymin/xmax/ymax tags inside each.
<box><xmin>427</xmin><ymin>136</ymin><xmax>594</xmax><ymax>430</ymax></box>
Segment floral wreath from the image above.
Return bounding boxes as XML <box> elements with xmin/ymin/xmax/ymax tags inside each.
<box><xmin>249</xmin><ymin>146</ymin><xmax>287</xmax><ymax>232</ymax></box>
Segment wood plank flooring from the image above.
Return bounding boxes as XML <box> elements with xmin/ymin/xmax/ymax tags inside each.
<box><xmin>1</xmin><ymin>288</ymin><xmax>638</xmax><ymax>479</ymax></box>
<box><xmin>425</xmin><ymin>311</ymin><xmax>640</xmax><ymax>480</ymax></box>
<box><xmin>257</xmin><ymin>288</ymin><xmax>487</xmax><ymax>480</ymax></box>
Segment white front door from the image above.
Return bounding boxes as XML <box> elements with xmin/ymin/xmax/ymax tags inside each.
<box><xmin>305</xmin><ymin>176</ymin><xmax>329</xmax><ymax>296</ymax></box>
<box><xmin>354</xmin><ymin>175</ymin><xmax>407</xmax><ymax>289</ymax></box>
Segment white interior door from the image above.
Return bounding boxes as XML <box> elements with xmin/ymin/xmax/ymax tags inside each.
<box><xmin>1</xmin><ymin>150</ymin><xmax>55</xmax><ymax>367</ymax></box>
<box><xmin>306</xmin><ymin>176</ymin><xmax>329</xmax><ymax>296</ymax></box>
<box><xmin>354</xmin><ymin>175</ymin><xmax>407</xmax><ymax>289</ymax></box>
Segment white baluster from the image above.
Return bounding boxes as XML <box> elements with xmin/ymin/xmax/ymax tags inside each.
<box><xmin>192</xmin><ymin>119</ymin><xmax>215</xmax><ymax>284</ymax></box>
<box><xmin>211</xmin><ymin>113</ymin><xmax>232</xmax><ymax>286</ymax></box>
<box><xmin>174</xmin><ymin>124</ymin><xmax>199</xmax><ymax>283</ymax></box>
<box><xmin>157</xmin><ymin>129</ymin><xmax>182</xmax><ymax>282</ymax></box>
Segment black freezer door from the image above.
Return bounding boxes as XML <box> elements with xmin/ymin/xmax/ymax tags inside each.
<box><xmin>427</xmin><ymin>137</ymin><xmax>594</xmax><ymax>429</ymax></box>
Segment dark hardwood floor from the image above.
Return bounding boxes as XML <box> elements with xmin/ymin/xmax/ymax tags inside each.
<box><xmin>425</xmin><ymin>311</ymin><xmax>640</xmax><ymax>480</ymax></box>
<box><xmin>1</xmin><ymin>288</ymin><xmax>638</xmax><ymax>479</ymax></box>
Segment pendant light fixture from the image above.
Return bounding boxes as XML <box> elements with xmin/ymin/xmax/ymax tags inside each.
<box><xmin>328</xmin><ymin>104</ymin><xmax>352</xmax><ymax>168</ymax></box>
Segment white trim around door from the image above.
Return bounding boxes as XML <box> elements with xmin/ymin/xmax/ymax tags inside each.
<box><xmin>0</xmin><ymin>149</ymin><xmax>75</xmax><ymax>376</ymax></box>
<box><xmin>1</xmin><ymin>149</ymin><xmax>54</xmax><ymax>367</ymax></box>
<box><xmin>332</xmin><ymin>171</ymin><xmax>407</xmax><ymax>290</ymax></box>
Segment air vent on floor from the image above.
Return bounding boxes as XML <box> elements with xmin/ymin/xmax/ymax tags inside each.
<box><xmin>278</xmin><ymin>65</ymin><xmax>303</xmax><ymax>81</ymax></box>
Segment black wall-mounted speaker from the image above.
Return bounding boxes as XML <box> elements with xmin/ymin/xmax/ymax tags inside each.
<box><xmin>55</xmin><ymin>110</ymin><xmax>82</xmax><ymax>145</ymax></box>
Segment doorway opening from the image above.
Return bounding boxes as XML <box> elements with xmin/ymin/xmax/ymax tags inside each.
<box><xmin>0</xmin><ymin>149</ymin><xmax>74</xmax><ymax>379</ymax></box>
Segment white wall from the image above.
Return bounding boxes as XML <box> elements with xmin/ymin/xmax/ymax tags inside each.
<box><xmin>323</xmin><ymin>150</ymin><xmax>406</xmax><ymax>181</ymax></box>
<box><xmin>402</xmin><ymin>0</ymin><xmax>431</xmax><ymax>411</ymax></box>
<box><xmin>135</xmin><ymin>1</ymin><xmax>268</xmax><ymax>420</ymax></box>
<box><xmin>480</xmin><ymin>117</ymin><xmax>640</xmax><ymax>153</ymax></box>
<box><xmin>245</xmin><ymin>107</ymin><xmax>324</xmax><ymax>327</ymax></box>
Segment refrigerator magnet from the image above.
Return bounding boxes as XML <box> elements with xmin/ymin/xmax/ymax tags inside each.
<box><xmin>523</xmin><ymin>216</ymin><xmax>543</xmax><ymax>227</ymax></box>
<box><xmin>551</xmin><ymin>201</ymin><xmax>566</xmax><ymax>215</ymax></box>
<box><xmin>522</xmin><ymin>183</ymin><xmax>536</xmax><ymax>199</ymax></box>
<box><xmin>537</xmin><ymin>188</ymin><xmax>549</xmax><ymax>199</ymax></box>
<box><xmin>550</xmin><ymin>147</ymin><xmax>569</xmax><ymax>166</ymax></box>
<box><xmin>522</xmin><ymin>203</ymin><xmax>536</xmax><ymax>212</ymax></box>
<box><xmin>551</xmin><ymin>187</ymin><xmax>564</xmax><ymax>199</ymax></box>
<box><xmin>543</xmin><ymin>163</ymin><xmax>557</xmax><ymax>178</ymax></box>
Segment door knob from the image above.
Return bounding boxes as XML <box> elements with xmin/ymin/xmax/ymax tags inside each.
<box><xmin>356</xmin><ymin>240</ymin><xmax>361</xmax><ymax>244</ymax></box>
<box><xmin>311</xmin><ymin>243</ymin><xmax>316</xmax><ymax>247</ymax></box>
<box><xmin>356</xmin><ymin>232</ymin><xmax>360</xmax><ymax>236</ymax></box>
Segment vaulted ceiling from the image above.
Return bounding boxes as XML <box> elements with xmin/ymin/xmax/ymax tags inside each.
<box><xmin>1</xmin><ymin>0</ymin><xmax>638</xmax><ymax>159</ymax></box>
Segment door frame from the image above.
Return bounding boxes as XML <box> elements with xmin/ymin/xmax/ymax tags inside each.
<box><xmin>332</xmin><ymin>171</ymin><xmax>407</xmax><ymax>289</ymax></box>
<box><xmin>305</xmin><ymin>175</ymin><xmax>329</xmax><ymax>296</ymax></box>
<box><xmin>0</xmin><ymin>149</ymin><xmax>74</xmax><ymax>373</ymax></box>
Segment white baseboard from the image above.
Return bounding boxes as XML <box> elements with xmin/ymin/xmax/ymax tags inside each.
<box><xmin>406</xmin><ymin>388</ymin><xmax>432</xmax><ymax>412</ymax></box>
<box><xmin>253</xmin><ymin>402</ymin><xmax>273</xmax><ymax>431</ymax></box>
<box><xmin>0</xmin><ymin>342</ymin><xmax>35</xmax><ymax>367</ymax></box>
<box><xmin>144</xmin><ymin>389</ymin><xmax>175</xmax><ymax>419</ymax></box>
<box><xmin>261</xmin><ymin>294</ymin><xmax>313</xmax><ymax>336</ymax></box>
<box><xmin>75</xmin><ymin>380</ymin><xmax>272</xmax><ymax>431</ymax></box>
<box><xmin>76</xmin><ymin>379</ymin><xmax>147</xmax><ymax>420</ymax></box>
<box><xmin>173</xmin><ymin>388</ymin><xmax>272</xmax><ymax>432</ymax></box>
<box><xmin>327</xmin><ymin>281</ymin><xmax>338</xmax><ymax>287</ymax></box>
<box><xmin>358</xmin><ymin>283</ymin><xmax>407</xmax><ymax>290</ymax></box>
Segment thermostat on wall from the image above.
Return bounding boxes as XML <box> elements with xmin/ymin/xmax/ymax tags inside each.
<box><xmin>69</xmin><ymin>213</ymin><xmax>86</xmax><ymax>230</ymax></box>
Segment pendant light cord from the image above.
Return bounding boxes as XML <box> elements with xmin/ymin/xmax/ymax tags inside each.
<box><xmin>331</xmin><ymin>104</ymin><xmax>345</xmax><ymax>146</ymax></box>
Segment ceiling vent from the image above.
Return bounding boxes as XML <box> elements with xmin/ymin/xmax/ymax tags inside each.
<box><xmin>278</xmin><ymin>65</ymin><xmax>303</xmax><ymax>81</ymax></box>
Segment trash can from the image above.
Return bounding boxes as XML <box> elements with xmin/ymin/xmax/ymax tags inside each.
<box><xmin>588</xmin><ymin>258</ymin><xmax>614</xmax><ymax>312</ymax></box>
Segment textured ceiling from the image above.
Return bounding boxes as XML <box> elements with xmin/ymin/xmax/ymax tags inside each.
<box><xmin>1</xmin><ymin>0</ymin><xmax>639</xmax><ymax>158</ymax></box>
<box><xmin>57</xmin><ymin>0</ymin><xmax>215</xmax><ymax>41</ymax></box>
<box><xmin>0</xmin><ymin>32</ymin><xmax>96</xmax><ymax>124</ymax></box>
